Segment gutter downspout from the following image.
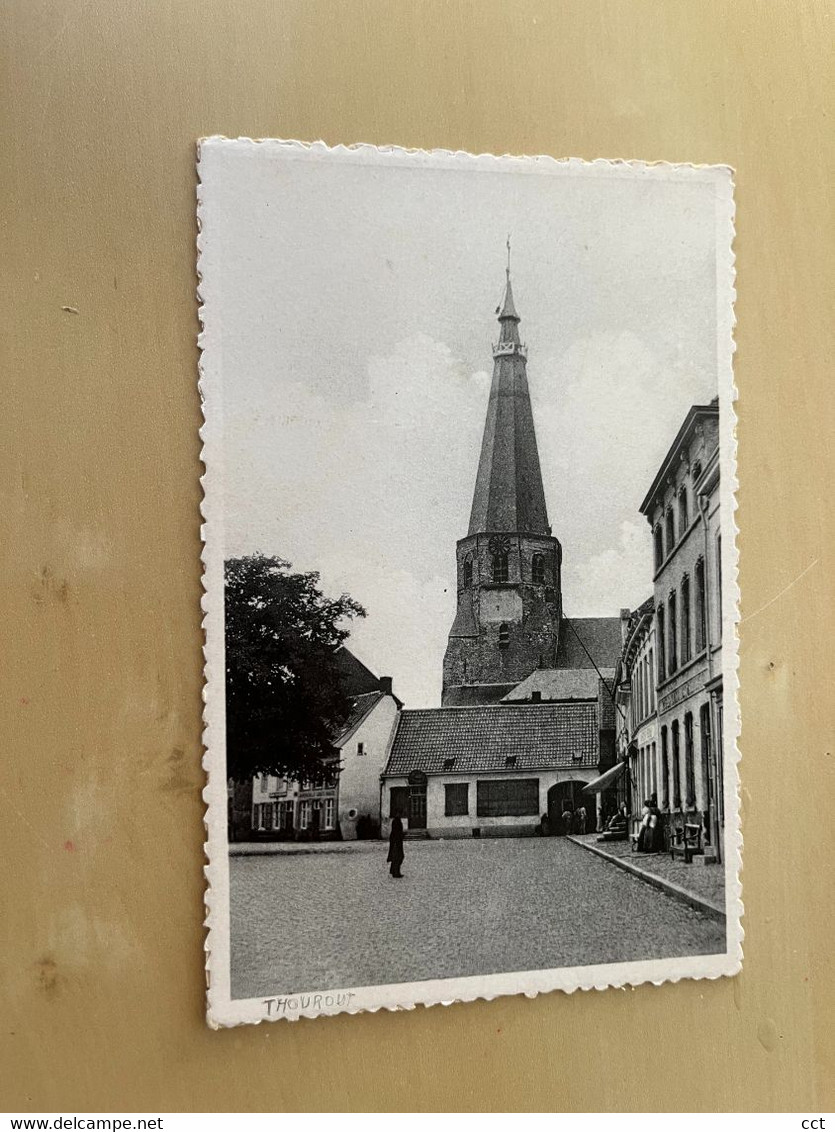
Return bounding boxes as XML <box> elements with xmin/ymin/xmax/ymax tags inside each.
<box><xmin>698</xmin><ymin>492</ymin><xmax>722</xmax><ymax>864</ymax></box>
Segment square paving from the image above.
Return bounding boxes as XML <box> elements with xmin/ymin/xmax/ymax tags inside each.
<box><xmin>229</xmin><ymin>838</ymin><xmax>726</xmax><ymax>999</ymax></box>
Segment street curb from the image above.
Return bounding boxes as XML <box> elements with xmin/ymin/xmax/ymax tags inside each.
<box><xmin>229</xmin><ymin>842</ymin><xmax>382</xmax><ymax>858</ymax></box>
<box><xmin>566</xmin><ymin>837</ymin><xmax>726</xmax><ymax>922</ymax></box>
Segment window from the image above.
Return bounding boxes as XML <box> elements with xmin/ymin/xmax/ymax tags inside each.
<box><xmin>695</xmin><ymin>557</ymin><xmax>707</xmax><ymax>652</ymax></box>
<box><xmin>642</xmin><ymin>656</ymin><xmax>649</xmax><ymax>718</ymax></box>
<box><xmin>492</xmin><ymin>551</ymin><xmax>509</xmax><ymax>583</ymax></box>
<box><xmin>679</xmin><ymin>485</ymin><xmax>689</xmax><ymax>531</ymax></box>
<box><xmin>505</xmin><ymin>755</ymin><xmax>517</xmax><ymax>768</ymax></box>
<box><xmin>323</xmin><ymin>797</ymin><xmax>335</xmax><ymax>830</ymax></box>
<box><xmin>657</xmin><ymin>604</ymin><xmax>666</xmax><ymax>681</ymax></box>
<box><xmin>278</xmin><ymin>800</ymin><xmax>294</xmax><ymax>831</ymax></box>
<box><xmin>356</xmin><ymin>741</ymin><xmax>365</xmax><ymax>756</ymax></box>
<box><xmin>389</xmin><ymin>787</ymin><xmax>409</xmax><ymax>819</ymax></box>
<box><xmin>654</xmin><ymin>525</ymin><xmax>664</xmax><ymax>571</ymax></box>
<box><xmin>668</xmin><ymin>590</ymin><xmax>678</xmax><ymax>674</ymax></box>
<box><xmin>298</xmin><ymin>800</ymin><xmax>312</xmax><ymax>829</ymax></box>
<box><xmin>692</xmin><ymin>460</ymin><xmax>702</xmax><ymax>481</ymax></box>
<box><xmin>661</xmin><ymin>727</ymin><xmax>669</xmax><ymax>809</ymax></box>
<box><xmin>715</xmin><ymin>534</ymin><xmax>723</xmax><ymax>639</ymax></box>
<box><xmin>498</xmin><ymin>622</ymin><xmax>510</xmax><ymax>648</ymax></box>
<box><xmin>442</xmin><ymin>756</ymin><xmax>456</xmax><ymax>771</ymax></box>
<box><xmin>665</xmin><ymin>506</ymin><xmax>676</xmax><ymax>553</ymax></box>
<box><xmin>476</xmin><ymin>779</ymin><xmax>539</xmax><ymax>817</ymax></box>
<box><xmin>462</xmin><ymin>556</ymin><xmax>473</xmax><ymax>588</ymax></box>
<box><xmin>684</xmin><ymin>712</ymin><xmax>696</xmax><ymax>808</ymax></box>
<box><xmin>444</xmin><ymin>783</ymin><xmax>469</xmax><ymax>816</ymax></box>
<box><xmin>671</xmin><ymin>721</ymin><xmax>681</xmax><ymax>809</ymax></box>
<box><xmin>680</xmin><ymin>574</ymin><xmax>691</xmax><ymax>662</ymax></box>
<box><xmin>648</xmin><ymin>649</ymin><xmax>655</xmax><ymax>709</ymax></box>
<box><xmin>531</xmin><ymin>690</ymin><xmax>542</xmax><ymax>703</ymax></box>
<box><xmin>531</xmin><ymin>554</ymin><xmax>545</xmax><ymax>584</ymax></box>
<box><xmin>259</xmin><ymin>774</ymin><xmax>270</xmax><ymax>794</ymax></box>
<box><xmin>700</xmin><ymin>702</ymin><xmax>712</xmax><ymax>837</ymax></box>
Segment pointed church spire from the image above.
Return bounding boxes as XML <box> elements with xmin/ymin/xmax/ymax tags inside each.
<box><xmin>468</xmin><ymin>256</ymin><xmax>551</xmax><ymax>536</ymax></box>
<box><xmin>498</xmin><ymin>235</ymin><xmax>520</xmax><ymax>326</ymax></box>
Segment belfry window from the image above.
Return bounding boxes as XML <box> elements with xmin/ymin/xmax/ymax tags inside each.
<box><xmin>531</xmin><ymin>554</ymin><xmax>545</xmax><ymax>584</ymax></box>
<box><xmin>498</xmin><ymin>622</ymin><xmax>510</xmax><ymax>648</ymax></box>
<box><xmin>462</xmin><ymin>556</ymin><xmax>473</xmax><ymax>588</ymax></box>
<box><xmin>492</xmin><ymin>551</ymin><xmax>509</xmax><ymax>583</ymax></box>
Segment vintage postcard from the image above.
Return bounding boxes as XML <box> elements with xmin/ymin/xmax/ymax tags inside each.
<box><xmin>197</xmin><ymin>139</ymin><xmax>741</xmax><ymax>1027</ymax></box>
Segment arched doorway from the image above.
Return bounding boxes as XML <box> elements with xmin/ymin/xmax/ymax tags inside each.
<box><xmin>547</xmin><ymin>780</ymin><xmax>592</xmax><ymax>835</ymax></box>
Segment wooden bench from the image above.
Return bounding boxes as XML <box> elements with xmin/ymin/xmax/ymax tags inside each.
<box><xmin>670</xmin><ymin>822</ymin><xmax>703</xmax><ymax>863</ymax></box>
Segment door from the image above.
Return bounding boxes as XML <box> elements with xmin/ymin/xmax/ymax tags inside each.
<box><xmin>407</xmin><ymin>770</ymin><xmax>428</xmax><ymax>829</ymax></box>
<box><xmin>408</xmin><ymin>788</ymin><xmax>427</xmax><ymax>829</ymax></box>
<box><xmin>546</xmin><ymin>784</ymin><xmax>562</xmax><ymax>835</ymax></box>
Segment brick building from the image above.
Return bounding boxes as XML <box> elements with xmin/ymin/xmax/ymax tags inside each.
<box><xmin>614</xmin><ymin>598</ymin><xmax>658</xmax><ymax>827</ymax></box>
<box><xmin>639</xmin><ymin>400</ymin><xmax>724</xmax><ymax>859</ymax></box>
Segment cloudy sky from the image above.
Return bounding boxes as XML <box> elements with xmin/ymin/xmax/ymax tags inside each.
<box><xmin>204</xmin><ymin>145</ymin><xmax>719</xmax><ymax>707</ymax></box>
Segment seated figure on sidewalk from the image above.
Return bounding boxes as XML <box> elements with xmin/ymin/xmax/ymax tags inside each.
<box><xmin>597</xmin><ymin>803</ymin><xmax>629</xmax><ymax>842</ymax></box>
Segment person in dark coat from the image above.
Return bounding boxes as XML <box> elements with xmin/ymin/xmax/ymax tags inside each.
<box><xmin>387</xmin><ymin>816</ymin><xmax>405</xmax><ymax>878</ymax></box>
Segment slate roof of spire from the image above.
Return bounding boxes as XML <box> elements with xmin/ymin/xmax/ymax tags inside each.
<box><xmin>498</xmin><ymin>274</ymin><xmax>520</xmax><ymax>323</ymax></box>
<box><xmin>384</xmin><ymin>701</ymin><xmax>598</xmax><ymax>775</ymax></box>
<box><xmin>467</xmin><ymin>276</ymin><xmax>551</xmax><ymax>536</ymax></box>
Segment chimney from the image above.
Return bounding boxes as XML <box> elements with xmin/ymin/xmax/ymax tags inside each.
<box><xmin>620</xmin><ymin>607</ymin><xmax>632</xmax><ymax>645</ymax></box>
<box><xmin>378</xmin><ymin>676</ymin><xmax>393</xmax><ymax>696</ymax></box>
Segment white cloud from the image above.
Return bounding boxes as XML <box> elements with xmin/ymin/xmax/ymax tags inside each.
<box><xmin>563</xmin><ymin>519</ymin><xmax>653</xmax><ymax>617</ymax></box>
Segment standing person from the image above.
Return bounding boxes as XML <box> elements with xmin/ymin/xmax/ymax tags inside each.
<box><xmin>561</xmin><ymin>802</ymin><xmax>573</xmax><ymax>836</ymax></box>
<box><xmin>387</xmin><ymin>815</ymin><xmax>405</xmax><ymax>878</ymax></box>
<box><xmin>636</xmin><ymin>799</ymin><xmax>663</xmax><ymax>852</ymax></box>
<box><xmin>577</xmin><ymin>803</ymin><xmax>588</xmax><ymax>834</ymax></box>
<box><xmin>647</xmin><ymin>799</ymin><xmax>665</xmax><ymax>852</ymax></box>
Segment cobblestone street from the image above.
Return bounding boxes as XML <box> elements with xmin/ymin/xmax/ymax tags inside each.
<box><xmin>230</xmin><ymin>837</ymin><xmax>726</xmax><ymax>999</ymax></box>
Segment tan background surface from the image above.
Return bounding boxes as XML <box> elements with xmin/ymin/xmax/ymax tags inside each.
<box><xmin>3</xmin><ymin>0</ymin><xmax>834</xmax><ymax>1113</ymax></box>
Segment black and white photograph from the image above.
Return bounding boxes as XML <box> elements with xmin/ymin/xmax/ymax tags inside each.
<box><xmin>198</xmin><ymin>140</ymin><xmax>740</xmax><ymax>1027</ymax></box>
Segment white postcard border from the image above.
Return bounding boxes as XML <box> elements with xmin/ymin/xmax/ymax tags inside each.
<box><xmin>197</xmin><ymin>138</ymin><xmax>742</xmax><ymax>1028</ymax></box>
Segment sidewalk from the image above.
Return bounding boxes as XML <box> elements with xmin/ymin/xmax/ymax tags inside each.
<box><xmin>567</xmin><ymin>834</ymin><xmax>726</xmax><ymax>921</ymax></box>
<box><xmin>229</xmin><ymin>839</ymin><xmax>382</xmax><ymax>857</ymax></box>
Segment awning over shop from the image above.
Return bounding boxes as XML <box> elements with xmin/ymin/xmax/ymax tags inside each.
<box><xmin>582</xmin><ymin>761</ymin><xmax>627</xmax><ymax>794</ymax></box>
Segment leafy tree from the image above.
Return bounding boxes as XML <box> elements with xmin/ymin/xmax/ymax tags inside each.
<box><xmin>224</xmin><ymin>554</ymin><xmax>366</xmax><ymax>782</ymax></box>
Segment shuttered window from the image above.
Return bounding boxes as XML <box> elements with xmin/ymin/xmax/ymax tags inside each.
<box><xmin>444</xmin><ymin>783</ymin><xmax>469</xmax><ymax>816</ymax></box>
<box><xmin>476</xmin><ymin>778</ymin><xmax>539</xmax><ymax>817</ymax></box>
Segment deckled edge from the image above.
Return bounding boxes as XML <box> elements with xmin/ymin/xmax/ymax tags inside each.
<box><xmin>197</xmin><ymin>138</ymin><xmax>742</xmax><ymax>1029</ymax></box>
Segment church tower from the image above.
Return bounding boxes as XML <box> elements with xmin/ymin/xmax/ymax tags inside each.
<box><xmin>442</xmin><ymin>258</ymin><xmax>562</xmax><ymax>705</ymax></box>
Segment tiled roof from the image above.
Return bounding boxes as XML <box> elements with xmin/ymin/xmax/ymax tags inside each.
<box><xmin>443</xmin><ymin>683</ymin><xmax>518</xmax><ymax>706</ymax></box>
<box><xmin>385</xmin><ymin>702</ymin><xmax>598</xmax><ymax>776</ymax></box>
<box><xmin>556</xmin><ymin>617</ymin><xmax>623</xmax><ymax>671</ymax></box>
<box><xmin>334</xmin><ymin>647</ymin><xmax>380</xmax><ymax>696</ymax></box>
<box><xmin>332</xmin><ymin>691</ymin><xmax>384</xmax><ymax>746</ymax></box>
<box><xmin>502</xmin><ymin>667</ymin><xmax>614</xmax><ymax>702</ymax></box>
<box><xmin>598</xmin><ymin>678</ymin><xmax>617</xmax><ymax>730</ymax></box>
